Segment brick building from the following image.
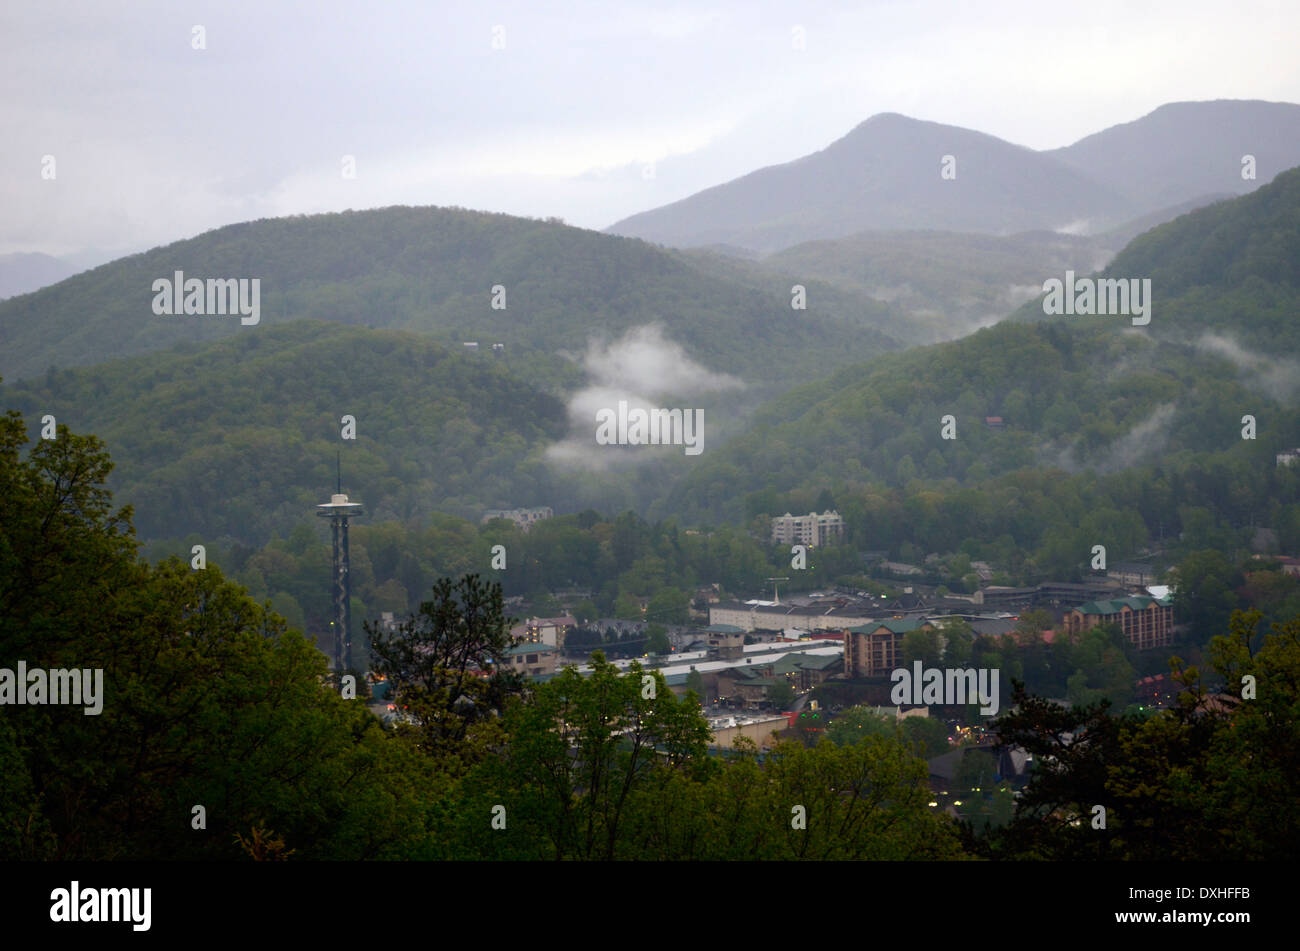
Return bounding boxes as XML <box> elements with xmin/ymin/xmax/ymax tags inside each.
<box><xmin>843</xmin><ymin>618</ymin><xmax>935</xmax><ymax>678</ymax></box>
<box><xmin>1062</xmin><ymin>595</ymin><xmax>1174</xmax><ymax>649</ymax></box>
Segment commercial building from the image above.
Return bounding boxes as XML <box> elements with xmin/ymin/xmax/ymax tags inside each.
<box><xmin>843</xmin><ymin>618</ymin><xmax>936</xmax><ymax>678</ymax></box>
<box><xmin>1062</xmin><ymin>595</ymin><xmax>1174</xmax><ymax>649</ymax></box>
<box><xmin>1107</xmin><ymin>562</ymin><xmax>1163</xmax><ymax>587</ymax></box>
<box><xmin>709</xmin><ymin>599</ymin><xmax>885</xmax><ymax>633</ymax></box>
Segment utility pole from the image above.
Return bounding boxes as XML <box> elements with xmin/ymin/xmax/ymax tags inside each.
<box><xmin>766</xmin><ymin>576</ymin><xmax>790</xmax><ymax>604</ymax></box>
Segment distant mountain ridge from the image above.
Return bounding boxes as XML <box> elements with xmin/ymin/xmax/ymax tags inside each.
<box><xmin>606</xmin><ymin>100</ymin><xmax>1300</xmax><ymax>253</ymax></box>
<box><xmin>1047</xmin><ymin>100</ymin><xmax>1300</xmax><ymax>209</ymax></box>
<box><xmin>0</xmin><ymin>205</ymin><xmax>905</xmax><ymax>385</ymax></box>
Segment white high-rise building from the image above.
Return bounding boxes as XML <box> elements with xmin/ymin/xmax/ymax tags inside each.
<box><xmin>770</xmin><ymin>510</ymin><xmax>844</xmax><ymax>548</ymax></box>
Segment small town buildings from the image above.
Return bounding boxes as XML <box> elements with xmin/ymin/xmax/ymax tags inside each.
<box><xmin>481</xmin><ymin>506</ymin><xmax>554</xmax><ymax>531</ymax></box>
<box><xmin>716</xmin><ymin>667</ymin><xmax>780</xmax><ymax>708</ymax></box>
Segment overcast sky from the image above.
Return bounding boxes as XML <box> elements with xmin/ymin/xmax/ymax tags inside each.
<box><xmin>4</xmin><ymin>0</ymin><xmax>1299</xmax><ymax>259</ymax></box>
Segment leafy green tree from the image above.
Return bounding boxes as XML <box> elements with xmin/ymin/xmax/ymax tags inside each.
<box><xmin>954</xmin><ymin>749</ymin><xmax>997</xmax><ymax>791</ymax></box>
<box><xmin>1170</xmin><ymin>549</ymin><xmax>1241</xmax><ymax>640</ymax></box>
<box><xmin>647</xmin><ymin>586</ymin><xmax>690</xmax><ymax>624</ymax></box>
<box><xmin>900</xmin><ymin>627</ymin><xmax>943</xmax><ymax>667</ymax></box>
<box><xmin>613</xmin><ymin>592</ymin><xmax>642</xmax><ymax>621</ymax></box>
<box><xmin>935</xmin><ymin>617</ymin><xmax>974</xmax><ymax>665</ymax></box>
<box><xmin>695</xmin><ymin>736</ymin><xmax>963</xmax><ymax>860</ymax></box>
<box><xmin>685</xmin><ymin>668</ymin><xmax>706</xmax><ymax>702</ymax></box>
<box><xmin>0</xmin><ymin>410</ymin><xmax>439</xmax><ymax>860</ymax></box>
<box><xmin>474</xmin><ymin>653</ymin><xmax>711</xmax><ymax>859</ymax></box>
<box><xmin>826</xmin><ymin>706</ymin><xmax>896</xmax><ymax>746</ymax></box>
<box><xmin>645</xmin><ymin>623</ymin><xmax>670</xmax><ymax>655</ymax></box>
<box><xmin>366</xmin><ymin>574</ymin><xmax>524</xmax><ymax>762</ymax></box>
<box><xmin>767</xmin><ymin>680</ymin><xmax>796</xmax><ymax>710</ymax></box>
<box><xmin>900</xmin><ymin>715</ymin><xmax>951</xmax><ymax>758</ymax></box>
<box><xmin>1013</xmin><ymin>608</ymin><xmax>1053</xmax><ymax>645</ymax></box>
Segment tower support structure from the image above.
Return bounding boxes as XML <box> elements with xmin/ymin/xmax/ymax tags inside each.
<box><xmin>316</xmin><ymin>461</ymin><xmax>363</xmax><ymax>673</ymax></box>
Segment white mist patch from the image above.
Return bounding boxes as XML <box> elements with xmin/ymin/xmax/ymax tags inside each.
<box><xmin>1053</xmin><ymin>218</ymin><xmax>1093</xmax><ymax>236</ymax></box>
<box><xmin>582</xmin><ymin>323</ymin><xmax>743</xmax><ymax>396</ymax></box>
<box><xmin>1003</xmin><ymin>283</ymin><xmax>1044</xmax><ymax>304</ymax></box>
<box><xmin>546</xmin><ymin>324</ymin><xmax>743</xmax><ymax>470</ymax></box>
<box><xmin>1048</xmin><ymin>402</ymin><xmax>1176</xmax><ymax>475</ymax></box>
<box><xmin>1195</xmin><ymin>333</ymin><xmax>1300</xmax><ymax>402</ymax></box>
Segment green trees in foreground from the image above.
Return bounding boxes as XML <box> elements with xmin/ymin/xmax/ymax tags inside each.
<box><xmin>972</xmin><ymin>610</ymin><xmax>1300</xmax><ymax>860</ymax></box>
<box><xmin>4</xmin><ymin>409</ymin><xmax>1297</xmax><ymax>860</ymax></box>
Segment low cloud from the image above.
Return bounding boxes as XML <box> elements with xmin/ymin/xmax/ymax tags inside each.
<box><xmin>1195</xmin><ymin>332</ymin><xmax>1300</xmax><ymax>402</ymax></box>
<box><xmin>1047</xmin><ymin>402</ymin><xmax>1177</xmax><ymax>474</ymax></box>
<box><xmin>546</xmin><ymin>323</ymin><xmax>743</xmax><ymax>470</ymax></box>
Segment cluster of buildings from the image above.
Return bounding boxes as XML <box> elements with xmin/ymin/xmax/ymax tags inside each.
<box><xmin>709</xmin><ymin>568</ymin><xmax>1176</xmax><ymax>685</ymax></box>
<box><xmin>477</xmin><ymin>555</ymin><xmax>1183</xmax><ymax>749</ymax></box>
<box><xmin>481</xmin><ymin>506</ymin><xmax>553</xmax><ymax>531</ymax></box>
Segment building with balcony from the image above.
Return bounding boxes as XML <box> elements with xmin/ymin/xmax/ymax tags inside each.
<box><xmin>770</xmin><ymin>510</ymin><xmax>845</xmax><ymax>548</ymax></box>
<box><xmin>1062</xmin><ymin>595</ymin><xmax>1174</xmax><ymax>649</ymax></box>
<box><xmin>843</xmin><ymin>618</ymin><xmax>936</xmax><ymax>678</ymax></box>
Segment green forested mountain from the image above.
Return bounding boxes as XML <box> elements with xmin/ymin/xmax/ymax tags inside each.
<box><xmin>1102</xmin><ymin>163</ymin><xmax>1300</xmax><ymax>353</ymax></box>
<box><xmin>0</xmin><ymin>205</ymin><xmax>903</xmax><ymax>386</ymax></box>
<box><xmin>665</xmin><ymin>319</ymin><xmax>1300</xmax><ymax>525</ymax></box>
<box><xmin>1009</xmin><ymin>164</ymin><xmax>1300</xmax><ymax>354</ymax></box>
<box><xmin>648</xmin><ymin>169</ymin><xmax>1300</xmax><ymax>577</ymax></box>
<box><xmin>754</xmin><ymin>229</ymin><xmax>1109</xmax><ymax>343</ymax></box>
<box><xmin>658</xmin><ymin>168</ymin><xmax>1300</xmax><ymax>529</ymax></box>
<box><xmin>2</xmin><ymin>320</ymin><xmax>569</xmax><ymax>542</ymax></box>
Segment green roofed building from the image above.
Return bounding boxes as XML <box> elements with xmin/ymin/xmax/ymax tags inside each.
<box><xmin>1063</xmin><ymin>595</ymin><xmax>1173</xmax><ymax>649</ymax></box>
<box><xmin>844</xmin><ymin>617</ymin><xmax>935</xmax><ymax>678</ymax></box>
<box><xmin>772</xmin><ymin>651</ymin><xmax>843</xmax><ymax>690</ymax></box>
<box><xmin>504</xmin><ymin>641</ymin><xmax>559</xmax><ymax>678</ymax></box>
